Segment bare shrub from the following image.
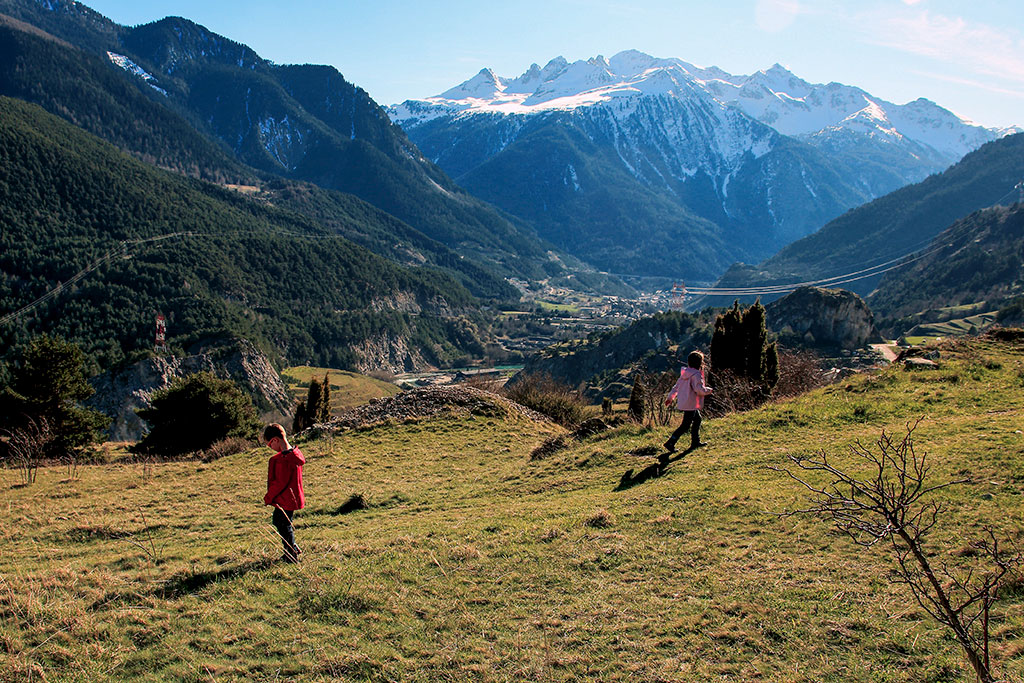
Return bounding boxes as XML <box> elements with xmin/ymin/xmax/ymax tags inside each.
<box><xmin>774</xmin><ymin>348</ymin><xmax>830</xmax><ymax>398</ymax></box>
<box><xmin>773</xmin><ymin>422</ymin><xmax>1023</xmax><ymax>683</ymax></box>
<box><xmin>201</xmin><ymin>436</ymin><xmax>256</xmax><ymax>462</ymax></box>
<box><xmin>503</xmin><ymin>374</ymin><xmax>586</xmax><ymax>428</ymax></box>
<box><xmin>1</xmin><ymin>416</ymin><xmax>53</xmax><ymax>485</ymax></box>
<box><xmin>636</xmin><ymin>369</ymin><xmax>677</xmax><ymax>427</ymax></box>
<box><xmin>703</xmin><ymin>368</ymin><xmax>763</xmax><ymax>417</ymax></box>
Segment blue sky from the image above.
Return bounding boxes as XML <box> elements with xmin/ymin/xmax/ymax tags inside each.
<box><xmin>84</xmin><ymin>0</ymin><xmax>1023</xmax><ymax>129</ymax></box>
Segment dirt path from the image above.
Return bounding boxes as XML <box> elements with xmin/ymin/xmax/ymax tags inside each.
<box><xmin>870</xmin><ymin>343</ymin><xmax>900</xmax><ymax>362</ymax></box>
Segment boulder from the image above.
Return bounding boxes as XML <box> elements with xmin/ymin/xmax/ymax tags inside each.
<box><xmin>766</xmin><ymin>287</ymin><xmax>879</xmax><ymax>350</ymax></box>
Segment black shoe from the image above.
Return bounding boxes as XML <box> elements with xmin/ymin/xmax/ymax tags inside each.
<box><xmin>690</xmin><ymin>441</ymin><xmax>708</xmax><ymax>449</ymax></box>
<box><xmin>281</xmin><ymin>550</ymin><xmax>299</xmax><ymax>563</ymax></box>
<box><xmin>663</xmin><ymin>441</ymin><xmax>677</xmax><ymax>452</ymax></box>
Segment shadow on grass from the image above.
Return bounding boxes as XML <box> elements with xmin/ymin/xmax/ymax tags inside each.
<box><xmin>304</xmin><ymin>494</ymin><xmax>370</xmax><ymax>517</ymax></box>
<box><xmin>161</xmin><ymin>557</ymin><xmax>276</xmax><ymax>598</ymax></box>
<box><xmin>615</xmin><ymin>449</ymin><xmax>690</xmax><ymax>491</ymax></box>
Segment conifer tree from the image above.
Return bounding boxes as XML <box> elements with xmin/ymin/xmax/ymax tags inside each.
<box><xmin>305</xmin><ymin>377</ymin><xmax>322</xmax><ymax>425</ymax></box>
<box><xmin>710</xmin><ymin>301</ymin><xmax>744</xmax><ymax>374</ymax></box>
<box><xmin>710</xmin><ymin>299</ymin><xmax>779</xmax><ymax>401</ymax></box>
<box><xmin>291</xmin><ymin>401</ymin><xmax>308</xmax><ymax>434</ymax></box>
<box><xmin>627</xmin><ymin>376</ymin><xmax>645</xmax><ymax>423</ymax></box>
<box><xmin>0</xmin><ymin>335</ymin><xmax>109</xmax><ymax>461</ymax></box>
<box><xmin>317</xmin><ymin>373</ymin><xmax>332</xmax><ymax>423</ymax></box>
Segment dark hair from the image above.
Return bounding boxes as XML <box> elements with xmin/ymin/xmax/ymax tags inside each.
<box><xmin>687</xmin><ymin>351</ymin><xmax>704</xmax><ymax>369</ymax></box>
<box><xmin>263</xmin><ymin>423</ymin><xmax>286</xmax><ymax>442</ymax></box>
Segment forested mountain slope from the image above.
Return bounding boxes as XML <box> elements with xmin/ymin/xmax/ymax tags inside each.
<box><xmin>0</xmin><ymin>0</ymin><xmax>565</xmax><ymax>282</ymax></box>
<box><xmin>711</xmin><ymin>133</ymin><xmax>1024</xmax><ymax>304</ymax></box>
<box><xmin>0</xmin><ymin>97</ymin><xmax>483</xmax><ymax>373</ymax></box>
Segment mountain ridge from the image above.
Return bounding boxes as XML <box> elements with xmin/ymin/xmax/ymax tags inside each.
<box><xmin>390</xmin><ymin>50</ymin><xmax>1017</xmax><ymax>281</ymax></box>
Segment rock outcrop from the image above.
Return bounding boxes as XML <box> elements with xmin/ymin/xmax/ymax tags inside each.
<box><xmin>89</xmin><ymin>337</ymin><xmax>292</xmax><ymax>442</ymax></box>
<box><xmin>766</xmin><ymin>287</ymin><xmax>879</xmax><ymax>350</ymax></box>
<box><xmin>321</xmin><ymin>386</ymin><xmax>549</xmax><ymax>434</ymax></box>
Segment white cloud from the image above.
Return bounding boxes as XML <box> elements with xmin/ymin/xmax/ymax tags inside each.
<box><xmin>755</xmin><ymin>0</ymin><xmax>803</xmax><ymax>33</ymax></box>
<box><xmin>860</xmin><ymin>8</ymin><xmax>1024</xmax><ymax>85</ymax></box>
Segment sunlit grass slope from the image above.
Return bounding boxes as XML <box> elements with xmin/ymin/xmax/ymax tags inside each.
<box><xmin>3</xmin><ymin>335</ymin><xmax>1023</xmax><ymax>681</ymax></box>
<box><xmin>280</xmin><ymin>366</ymin><xmax>402</xmax><ymax>415</ymax></box>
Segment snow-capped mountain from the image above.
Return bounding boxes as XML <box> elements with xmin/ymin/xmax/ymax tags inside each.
<box><xmin>390</xmin><ymin>50</ymin><xmax>1016</xmax><ymax>279</ymax></box>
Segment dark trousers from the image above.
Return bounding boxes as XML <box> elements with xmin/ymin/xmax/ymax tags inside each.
<box><xmin>666</xmin><ymin>409</ymin><xmax>702</xmax><ymax>449</ymax></box>
<box><xmin>272</xmin><ymin>507</ymin><xmax>300</xmax><ymax>559</ymax></box>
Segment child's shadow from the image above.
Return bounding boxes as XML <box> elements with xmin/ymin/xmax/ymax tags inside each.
<box><xmin>614</xmin><ymin>450</ymin><xmax>688</xmax><ymax>491</ymax></box>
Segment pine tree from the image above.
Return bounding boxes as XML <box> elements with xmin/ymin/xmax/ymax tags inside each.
<box><xmin>742</xmin><ymin>301</ymin><xmax>769</xmax><ymax>382</ymax></box>
<box><xmin>710</xmin><ymin>301</ymin><xmax>744</xmax><ymax>374</ymax></box>
<box><xmin>305</xmin><ymin>377</ymin><xmax>322</xmax><ymax>425</ymax></box>
<box><xmin>135</xmin><ymin>372</ymin><xmax>259</xmax><ymax>456</ymax></box>
<box><xmin>317</xmin><ymin>373</ymin><xmax>332</xmax><ymax>423</ymax></box>
<box><xmin>291</xmin><ymin>401</ymin><xmax>308</xmax><ymax>434</ymax></box>
<box><xmin>709</xmin><ymin>299</ymin><xmax>779</xmax><ymax>403</ymax></box>
<box><xmin>627</xmin><ymin>376</ymin><xmax>645</xmax><ymax>423</ymax></box>
<box><xmin>0</xmin><ymin>335</ymin><xmax>109</xmax><ymax>461</ymax></box>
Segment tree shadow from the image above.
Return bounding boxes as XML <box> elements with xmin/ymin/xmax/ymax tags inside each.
<box><xmin>160</xmin><ymin>557</ymin><xmax>276</xmax><ymax>598</ymax></box>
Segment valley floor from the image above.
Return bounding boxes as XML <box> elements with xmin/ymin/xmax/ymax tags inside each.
<box><xmin>2</xmin><ymin>334</ymin><xmax>1024</xmax><ymax>681</ymax></box>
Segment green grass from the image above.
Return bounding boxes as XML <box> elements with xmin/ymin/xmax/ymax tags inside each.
<box><xmin>280</xmin><ymin>366</ymin><xmax>402</xmax><ymax>414</ymax></box>
<box><xmin>3</xmin><ymin>336</ymin><xmax>1024</xmax><ymax>681</ymax></box>
<box><xmin>903</xmin><ymin>311</ymin><xmax>999</xmax><ymax>344</ymax></box>
<box><xmin>536</xmin><ymin>300</ymin><xmax>580</xmax><ymax>313</ymax></box>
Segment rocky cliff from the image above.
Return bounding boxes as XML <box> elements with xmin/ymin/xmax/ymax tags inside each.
<box><xmin>765</xmin><ymin>287</ymin><xmax>879</xmax><ymax>350</ymax></box>
<box><xmin>89</xmin><ymin>337</ymin><xmax>293</xmax><ymax>442</ymax></box>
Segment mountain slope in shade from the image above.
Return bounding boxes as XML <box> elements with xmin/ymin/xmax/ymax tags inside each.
<box><xmin>710</xmin><ymin>133</ymin><xmax>1024</xmax><ymax>306</ymax></box>
<box><xmin>0</xmin><ymin>15</ymin><xmax>519</xmax><ymax>300</ymax></box>
<box><xmin>867</xmin><ymin>203</ymin><xmax>1024</xmax><ymax>320</ymax></box>
<box><xmin>0</xmin><ymin>0</ymin><xmax>569</xmax><ymax>285</ymax></box>
<box><xmin>0</xmin><ymin>96</ymin><xmax>484</xmax><ymax>373</ymax></box>
<box><xmin>391</xmin><ymin>51</ymin><xmax>1015</xmax><ymax>281</ymax></box>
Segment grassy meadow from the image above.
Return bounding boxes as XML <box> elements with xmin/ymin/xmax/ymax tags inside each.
<box><xmin>2</xmin><ymin>335</ymin><xmax>1024</xmax><ymax>681</ymax></box>
<box><xmin>280</xmin><ymin>367</ymin><xmax>402</xmax><ymax>414</ymax></box>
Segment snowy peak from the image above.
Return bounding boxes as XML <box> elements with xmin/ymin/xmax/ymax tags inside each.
<box><xmin>441</xmin><ymin>68</ymin><xmax>503</xmax><ymax>99</ymax></box>
<box><xmin>524</xmin><ymin>55</ymin><xmax>617</xmax><ymax>105</ymax></box>
<box><xmin>390</xmin><ymin>50</ymin><xmax>1013</xmax><ymax>167</ymax></box>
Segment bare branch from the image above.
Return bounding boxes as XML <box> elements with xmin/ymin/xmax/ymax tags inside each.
<box><xmin>773</xmin><ymin>421</ymin><xmax>1022</xmax><ymax>683</ymax></box>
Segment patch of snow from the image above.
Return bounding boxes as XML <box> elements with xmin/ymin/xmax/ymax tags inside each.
<box><xmin>107</xmin><ymin>52</ymin><xmax>157</xmax><ymax>83</ymax></box>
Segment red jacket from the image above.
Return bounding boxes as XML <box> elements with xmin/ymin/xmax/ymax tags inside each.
<box><xmin>264</xmin><ymin>447</ymin><xmax>305</xmax><ymax>510</ymax></box>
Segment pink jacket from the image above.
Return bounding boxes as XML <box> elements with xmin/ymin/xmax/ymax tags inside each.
<box><xmin>667</xmin><ymin>367</ymin><xmax>712</xmax><ymax>411</ymax></box>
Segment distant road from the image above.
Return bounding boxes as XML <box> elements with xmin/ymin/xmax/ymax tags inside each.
<box><xmin>870</xmin><ymin>343</ymin><xmax>900</xmax><ymax>362</ymax></box>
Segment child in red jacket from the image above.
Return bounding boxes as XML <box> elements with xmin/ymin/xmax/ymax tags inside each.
<box><xmin>264</xmin><ymin>423</ymin><xmax>305</xmax><ymax>563</ymax></box>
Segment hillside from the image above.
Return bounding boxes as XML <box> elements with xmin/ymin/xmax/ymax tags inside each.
<box><xmin>0</xmin><ymin>0</ymin><xmax>568</xmax><ymax>283</ymax></box>
<box><xmin>0</xmin><ymin>12</ymin><xmax>531</xmax><ymax>299</ymax></box>
<box><xmin>711</xmin><ymin>133</ymin><xmax>1024</xmax><ymax>306</ymax></box>
<box><xmin>3</xmin><ymin>333</ymin><xmax>1023</xmax><ymax>680</ymax></box>
<box><xmin>868</xmin><ymin>204</ymin><xmax>1024</xmax><ymax>320</ymax></box>
<box><xmin>0</xmin><ymin>97</ymin><xmax>482</xmax><ymax>373</ymax></box>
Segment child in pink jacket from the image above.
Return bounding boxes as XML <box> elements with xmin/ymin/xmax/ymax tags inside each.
<box><xmin>664</xmin><ymin>350</ymin><xmax>713</xmax><ymax>452</ymax></box>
